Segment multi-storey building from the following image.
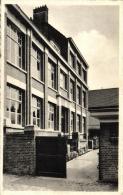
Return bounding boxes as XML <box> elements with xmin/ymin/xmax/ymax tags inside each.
<box><xmin>3</xmin><ymin>4</ymin><xmax>89</xmax><ymax>175</ymax></box>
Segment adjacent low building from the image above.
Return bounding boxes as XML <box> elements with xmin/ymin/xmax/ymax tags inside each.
<box><xmin>3</xmin><ymin>4</ymin><xmax>89</xmax><ymax>176</ymax></box>
<box><xmin>88</xmin><ymin>88</ymin><xmax>119</xmax><ymax>183</ymax></box>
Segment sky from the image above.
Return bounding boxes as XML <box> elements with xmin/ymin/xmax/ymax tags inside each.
<box><xmin>20</xmin><ymin>3</ymin><xmax>119</xmax><ymax>90</ymax></box>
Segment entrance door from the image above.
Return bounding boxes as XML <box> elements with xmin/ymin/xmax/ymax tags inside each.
<box><xmin>36</xmin><ymin>136</ymin><xmax>67</xmax><ymax>178</ymax></box>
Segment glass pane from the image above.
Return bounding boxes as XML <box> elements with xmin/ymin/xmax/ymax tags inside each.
<box><xmin>11</xmin><ymin>113</ymin><xmax>16</xmax><ymax>124</ymax></box>
<box><xmin>11</xmin><ymin>88</ymin><xmax>17</xmax><ymax>100</ymax></box>
<box><xmin>17</xmin><ymin>114</ymin><xmax>21</xmax><ymax>125</ymax></box>
<box><xmin>6</xmin><ymin>111</ymin><xmax>9</xmax><ymax>118</ymax></box>
<box><xmin>17</xmin><ymin>103</ymin><xmax>21</xmax><ymax>113</ymax></box>
<box><xmin>37</xmin><ymin>119</ymin><xmax>40</xmax><ymax>127</ymax></box>
<box><xmin>11</xmin><ymin>101</ymin><xmax>16</xmax><ymax>112</ymax></box>
<box><xmin>6</xmin><ymin>99</ymin><xmax>10</xmax><ymax>111</ymax></box>
<box><xmin>33</xmin><ymin>117</ymin><xmax>36</xmax><ymax>125</ymax></box>
<box><xmin>37</xmin><ymin>109</ymin><xmax>40</xmax><ymax>118</ymax></box>
<box><xmin>37</xmin><ymin>100</ymin><xmax>40</xmax><ymax>107</ymax></box>
<box><xmin>33</xmin><ymin>109</ymin><xmax>36</xmax><ymax>117</ymax></box>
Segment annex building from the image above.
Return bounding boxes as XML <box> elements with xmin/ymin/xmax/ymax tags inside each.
<box><xmin>3</xmin><ymin>5</ymin><xmax>89</xmax><ymax>176</ymax></box>
<box><xmin>88</xmin><ymin>88</ymin><xmax>119</xmax><ymax>182</ymax></box>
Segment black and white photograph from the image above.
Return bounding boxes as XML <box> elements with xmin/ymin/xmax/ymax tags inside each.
<box><xmin>0</xmin><ymin>0</ymin><xmax>123</xmax><ymax>194</ymax></box>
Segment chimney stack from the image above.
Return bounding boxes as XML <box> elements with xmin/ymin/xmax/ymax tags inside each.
<box><xmin>33</xmin><ymin>5</ymin><xmax>48</xmax><ymax>29</ymax></box>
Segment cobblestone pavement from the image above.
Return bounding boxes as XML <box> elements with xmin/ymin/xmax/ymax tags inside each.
<box><xmin>3</xmin><ymin>149</ymin><xmax>118</xmax><ymax>191</ymax></box>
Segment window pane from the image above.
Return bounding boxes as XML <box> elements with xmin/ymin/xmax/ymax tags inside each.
<box><xmin>11</xmin><ymin>88</ymin><xmax>17</xmax><ymax>100</ymax></box>
<box><xmin>33</xmin><ymin>117</ymin><xmax>36</xmax><ymax>125</ymax></box>
<box><xmin>37</xmin><ymin>109</ymin><xmax>40</xmax><ymax>118</ymax></box>
<box><xmin>11</xmin><ymin>113</ymin><xmax>16</xmax><ymax>124</ymax></box>
<box><xmin>17</xmin><ymin>114</ymin><xmax>21</xmax><ymax>125</ymax></box>
<box><xmin>11</xmin><ymin>101</ymin><xmax>16</xmax><ymax>112</ymax></box>
<box><xmin>17</xmin><ymin>103</ymin><xmax>21</xmax><ymax>113</ymax></box>
<box><xmin>37</xmin><ymin>119</ymin><xmax>40</xmax><ymax>127</ymax></box>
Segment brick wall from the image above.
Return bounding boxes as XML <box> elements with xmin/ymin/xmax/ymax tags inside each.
<box><xmin>99</xmin><ymin>123</ymin><xmax>118</xmax><ymax>183</ymax></box>
<box><xmin>4</xmin><ymin>130</ymin><xmax>36</xmax><ymax>175</ymax></box>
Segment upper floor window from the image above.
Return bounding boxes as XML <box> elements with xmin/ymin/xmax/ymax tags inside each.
<box><xmin>70</xmin><ymin>79</ymin><xmax>75</xmax><ymax>101</ymax></box>
<box><xmin>7</xmin><ymin>19</ymin><xmax>25</xmax><ymax>70</ymax></box>
<box><xmin>77</xmin><ymin>61</ymin><xmax>81</xmax><ymax>76</ymax></box>
<box><xmin>82</xmin><ymin>90</ymin><xmax>86</xmax><ymax>108</ymax></box>
<box><xmin>48</xmin><ymin>102</ymin><xmax>56</xmax><ymax>130</ymax></box>
<box><xmin>31</xmin><ymin>43</ymin><xmax>43</xmax><ymax>81</ymax></box>
<box><xmin>48</xmin><ymin>60</ymin><xmax>57</xmax><ymax>90</ymax></box>
<box><xmin>32</xmin><ymin>96</ymin><xmax>42</xmax><ymax>128</ymax></box>
<box><xmin>60</xmin><ymin>70</ymin><xmax>67</xmax><ymax>90</ymax></box>
<box><xmin>70</xmin><ymin>51</ymin><xmax>75</xmax><ymax>68</ymax></box>
<box><xmin>77</xmin><ymin>114</ymin><xmax>81</xmax><ymax>132</ymax></box>
<box><xmin>77</xmin><ymin>86</ymin><xmax>81</xmax><ymax>105</ymax></box>
<box><xmin>82</xmin><ymin>68</ymin><xmax>87</xmax><ymax>83</ymax></box>
<box><xmin>6</xmin><ymin>85</ymin><xmax>24</xmax><ymax>126</ymax></box>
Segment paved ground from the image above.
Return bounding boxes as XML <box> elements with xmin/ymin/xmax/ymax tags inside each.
<box><xmin>3</xmin><ymin>149</ymin><xmax>118</xmax><ymax>191</ymax></box>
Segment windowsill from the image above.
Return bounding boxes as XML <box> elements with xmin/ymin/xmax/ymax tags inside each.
<box><xmin>60</xmin><ymin>87</ymin><xmax>68</xmax><ymax>92</ymax></box>
<box><xmin>7</xmin><ymin>61</ymin><xmax>27</xmax><ymax>74</ymax></box>
<box><xmin>32</xmin><ymin>77</ymin><xmax>44</xmax><ymax>85</ymax></box>
<box><xmin>4</xmin><ymin>123</ymin><xmax>24</xmax><ymax>130</ymax></box>
<box><xmin>48</xmin><ymin>86</ymin><xmax>58</xmax><ymax>93</ymax></box>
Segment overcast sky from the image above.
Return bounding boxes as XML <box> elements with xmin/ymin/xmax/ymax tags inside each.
<box><xmin>20</xmin><ymin>3</ymin><xmax>119</xmax><ymax>90</ymax></box>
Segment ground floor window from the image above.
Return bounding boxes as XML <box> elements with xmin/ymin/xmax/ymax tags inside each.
<box><xmin>32</xmin><ymin>96</ymin><xmax>42</xmax><ymax>128</ymax></box>
<box><xmin>48</xmin><ymin>102</ymin><xmax>56</xmax><ymax>130</ymax></box>
<box><xmin>61</xmin><ymin>107</ymin><xmax>68</xmax><ymax>133</ymax></box>
<box><xmin>77</xmin><ymin>114</ymin><xmax>81</xmax><ymax>132</ymax></box>
<box><xmin>82</xmin><ymin>116</ymin><xmax>86</xmax><ymax>138</ymax></box>
<box><xmin>6</xmin><ymin>84</ymin><xmax>24</xmax><ymax>126</ymax></box>
<box><xmin>71</xmin><ymin>112</ymin><xmax>75</xmax><ymax>132</ymax></box>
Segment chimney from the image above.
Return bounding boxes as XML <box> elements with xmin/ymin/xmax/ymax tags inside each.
<box><xmin>33</xmin><ymin>5</ymin><xmax>48</xmax><ymax>29</ymax></box>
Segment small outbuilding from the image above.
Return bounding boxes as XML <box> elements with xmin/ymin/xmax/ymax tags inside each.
<box><xmin>88</xmin><ymin>88</ymin><xmax>119</xmax><ymax>183</ymax></box>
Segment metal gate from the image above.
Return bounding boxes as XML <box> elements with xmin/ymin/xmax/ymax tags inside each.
<box><xmin>36</xmin><ymin>136</ymin><xmax>67</xmax><ymax>178</ymax></box>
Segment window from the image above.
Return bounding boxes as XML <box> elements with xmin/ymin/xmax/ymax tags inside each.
<box><xmin>82</xmin><ymin>68</ymin><xmax>87</xmax><ymax>83</ymax></box>
<box><xmin>82</xmin><ymin>91</ymin><xmax>86</xmax><ymax>108</ymax></box>
<box><xmin>6</xmin><ymin>85</ymin><xmax>24</xmax><ymax>126</ymax></box>
<box><xmin>31</xmin><ymin>43</ymin><xmax>43</xmax><ymax>81</ymax></box>
<box><xmin>48</xmin><ymin>103</ymin><xmax>56</xmax><ymax>130</ymax></box>
<box><xmin>48</xmin><ymin>60</ymin><xmax>57</xmax><ymax>89</ymax></box>
<box><xmin>70</xmin><ymin>79</ymin><xmax>75</xmax><ymax>101</ymax></box>
<box><xmin>60</xmin><ymin>70</ymin><xmax>67</xmax><ymax>90</ymax></box>
<box><xmin>70</xmin><ymin>51</ymin><xmax>75</xmax><ymax>68</ymax></box>
<box><xmin>32</xmin><ymin>96</ymin><xmax>42</xmax><ymax>128</ymax></box>
<box><xmin>77</xmin><ymin>61</ymin><xmax>81</xmax><ymax>76</ymax></box>
<box><xmin>82</xmin><ymin>117</ymin><xmax>86</xmax><ymax>138</ymax></box>
<box><xmin>71</xmin><ymin>112</ymin><xmax>75</xmax><ymax>132</ymax></box>
<box><xmin>7</xmin><ymin>19</ymin><xmax>25</xmax><ymax>70</ymax></box>
<box><xmin>77</xmin><ymin>115</ymin><xmax>81</xmax><ymax>132</ymax></box>
<box><xmin>77</xmin><ymin>86</ymin><xmax>81</xmax><ymax>105</ymax></box>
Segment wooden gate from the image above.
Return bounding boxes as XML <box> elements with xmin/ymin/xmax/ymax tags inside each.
<box><xmin>36</xmin><ymin>136</ymin><xmax>67</xmax><ymax>178</ymax></box>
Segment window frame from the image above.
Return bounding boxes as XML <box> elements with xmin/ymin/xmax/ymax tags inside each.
<box><xmin>77</xmin><ymin>86</ymin><xmax>81</xmax><ymax>105</ymax></box>
<box><xmin>48</xmin><ymin>59</ymin><xmax>57</xmax><ymax>90</ymax></box>
<box><xmin>32</xmin><ymin>96</ymin><xmax>42</xmax><ymax>128</ymax></box>
<box><xmin>70</xmin><ymin>79</ymin><xmax>75</xmax><ymax>101</ymax></box>
<box><xmin>31</xmin><ymin>43</ymin><xmax>44</xmax><ymax>81</ymax></box>
<box><xmin>48</xmin><ymin>102</ymin><xmax>56</xmax><ymax>130</ymax></box>
<box><xmin>6</xmin><ymin>85</ymin><xmax>24</xmax><ymax>126</ymax></box>
<box><xmin>60</xmin><ymin>70</ymin><xmax>67</xmax><ymax>90</ymax></box>
<box><xmin>7</xmin><ymin>19</ymin><xmax>25</xmax><ymax>70</ymax></box>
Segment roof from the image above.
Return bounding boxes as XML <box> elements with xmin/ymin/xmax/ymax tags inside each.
<box><xmin>88</xmin><ymin>88</ymin><xmax>119</xmax><ymax>108</ymax></box>
<box><xmin>88</xmin><ymin>116</ymin><xmax>100</xmax><ymax>129</ymax></box>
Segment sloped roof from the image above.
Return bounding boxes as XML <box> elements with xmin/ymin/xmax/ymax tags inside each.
<box><xmin>88</xmin><ymin>88</ymin><xmax>119</xmax><ymax>108</ymax></box>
